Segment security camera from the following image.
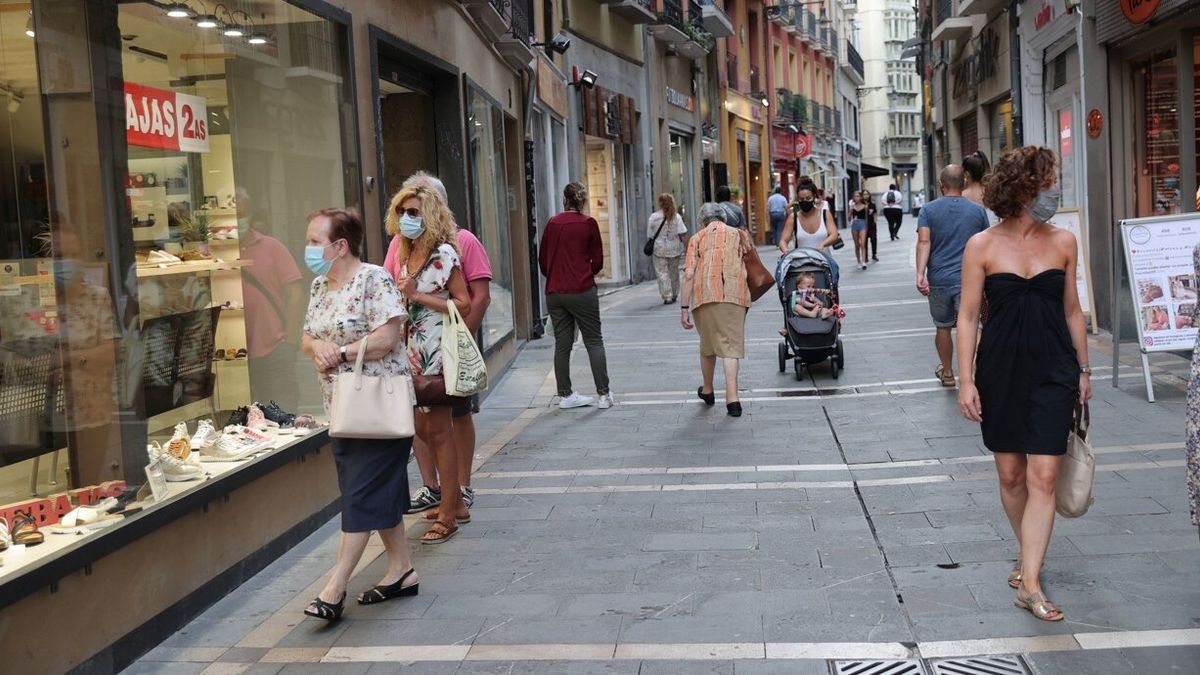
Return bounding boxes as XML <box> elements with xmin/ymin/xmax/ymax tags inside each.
<box><xmin>534</xmin><ymin>32</ymin><xmax>572</xmax><ymax>55</ymax></box>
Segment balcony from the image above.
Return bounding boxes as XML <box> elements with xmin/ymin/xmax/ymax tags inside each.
<box><xmin>931</xmin><ymin>0</ymin><xmax>973</xmax><ymax>42</ymax></box>
<box><xmin>958</xmin><ymin>0</ymin><xmax>1007</xmax><ymax>17</ymax></box>
<box><xmin>610</xmin><ymin>0</ymin><xmax>657</xmax><ymax>23</ymax></box>
<box><xmin>699</xmin><ymin>0</ymin><xmax>734</xmax><ymax>37</ymax></box>
<box><xmin>841</xmin><ymin>39</ymin><xmax>865</xmax><ymax>84</ymax></box>
<box><xmin>676</xmin><ymin>21</ymin><xmax>715</xmax><ymax>59</ymax></box>
<box><xmin>649</xmin><ymin>0</ymin><xmax>689</xmax><ymax>43</ymax></box>
<box><xmin>494</xmin><ymin>0</ymin><xmax>534</xmax><ymax>69</ymax></box>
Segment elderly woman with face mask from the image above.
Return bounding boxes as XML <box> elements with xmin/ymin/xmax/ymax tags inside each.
<box><xmin>679</xmin><ymin>203</ymin><xmax>753</xmax><ymax>417</ymax></box>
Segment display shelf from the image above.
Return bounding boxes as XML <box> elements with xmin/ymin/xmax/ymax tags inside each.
<box><xmin>197</xmin><ymin>207</ymin><xmax>237</xmax><ymax>217</ymax></box>
<box><xmin>135</xmin><ymin>259</ymin><xmax>251</xmax><ymax>279</ymax></box>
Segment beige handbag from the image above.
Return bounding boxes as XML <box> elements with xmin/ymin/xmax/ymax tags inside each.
<box><xmin>329</xmin><ymin>335</ymin><xmax>415</xmax><ymax>439</ymax></box>
<box><xmin>1055</xmin><ymin>403</ymin><xmax>1094</xmax><ymax>518</ymax></box>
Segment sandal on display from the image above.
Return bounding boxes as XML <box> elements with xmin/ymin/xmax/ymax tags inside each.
<box><xmin>1014</xmin><ymin>591</ymin><xmax>1064</xmax><ymax>622</ymax></box>
<box><xmin>58</xmin><ymin>498</ymin><xmax>119</xmax><ymax>528</ymax></box>
<box><xmin>11</xmin><ymin>511</ymin><xmax>44</xmax><ymax>546</ymax></box>
<box><xmin>420</xmin><ymin>521</ymin><xmax>458</xmax><ymax>545</ymax></box>
<box><xmin>303</xmin><ymin>592</ymin><xmax>345</xmax><ymax>622</ymax></box>
<box><xmin>1008</xmin><ymin>562</ymin><xmax>1023</xmax><ymax>589</ymax></box>
<box><xmin>0</xmin><ymin>518</ymin><xmax>10</xmax><ymax>551</ymax></box>
<box><xmin>357</xmin><ymin>568</ymin><xmax>418</xmax><ymax>605</ymax></box>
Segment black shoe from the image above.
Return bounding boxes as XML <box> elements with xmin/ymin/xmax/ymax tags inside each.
<box><xmin>872</xmin><ymin>256</ymin><xmax>879</xmax><ymax>262</ymax></box>
<box><xmin>259</xmin><ymin>400</ymin><xmax>296</xmax><ymax>426</ymax></box>
<box><xmin>304</xmin><ymin>592</ymin><xmax>345</xmax><ymax>622</ymax></box>
<box><xmin>406</xmin><ymin>486</ymin><xmax>441</xmax><ymax>513</ymax></box>
<box><xmin>225</xmin><ymin>405</ymin><xmax>250</xmax><ymax>428</ymax></box>
<box><xmin>726</xmin><ymin>402</ymin><xmax>742</xmax><ymax>417</ymax></box>
<box><xmin>358</xmin><ymin>568</ymin><xmax>418</xmax><ymax>605</ymax></box>
<box><xmin>697</xmin><ymin>387</ymin><xmax>715</xmax><ymax>406</ymax></box>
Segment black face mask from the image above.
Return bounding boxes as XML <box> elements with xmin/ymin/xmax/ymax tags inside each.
<box><xmin>798</xmin><ymin>200</ymin><xmax>815</xmax><ymax>213</ymax></box>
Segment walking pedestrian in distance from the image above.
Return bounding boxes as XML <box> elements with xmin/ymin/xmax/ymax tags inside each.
<box><xmin>848</xmin><ymin>191</ymin><xmax>870</xmax><ymax>270</ymax></box>
<box><xmin>539</xmin><ymin>181</ymin><xmax>614</xmax><ymax>410</ymax></box>
<box><xmin>957</xmin><ymin>146</ymin><xmax>1092</xmax><ymax>622</ymax></box>
<box><xmin>648</xmin><ymin>193</ymin><xmax>689</xmax><ymax>304</ymax></box>
<box><xmin>912</xmin><ymin>191</ymin><xmax>925</xmax><ymax>220</ymax></box>
<box><xmin>767</xmin><ymin>186</ymin><xmax>788</xmax><ymax>246</ymax></box>
<box><xmin>716</xmin><ymin>184</ymin><xmax>747</xmax><ymax>229</ymax></box>
<box><xmin>915</xmin><ymin>165</ymin><xmax>989</xmax><ymax>387</ymax></box>
<box><xmin>862</xmin><ymin>189</ymin><xmax>879</xmax><ymax>262</ymax></box>
<box><xmin>391</xmin><ymin>184</ymin><xmax>472</xmax><ymax>544</ymax></box>
<box><xmin>962</xmin><ymin>151</ymin><xmax>990</xmax><ymax>206</ymax></box>
<box><xmin>883</xmin><ymin>183</ymin><xmax>904</xmax><ymax>241</ymax></box>
<box><xmin>300</xmin><ymin>207</ymin><xmax>417</xmax><ymax>621</ymax></box>
<box><xmin>778</xmin><ymin>179</ymin><xmax>840</xmax><ymax>280</ymax></box>
<box><xmin>825</xmin><ymin>190</ymin><xmax>838</xmax><ymax>228</ymax></box>
<box><xmin>384</xmin><ymin>172</ymin><xmax>492</xmax><ymax>519</ymax></box>
<box><xmin>680</xmin><ymin>203</ymin><xmax>753</xmax><ymax>417</ymax></box>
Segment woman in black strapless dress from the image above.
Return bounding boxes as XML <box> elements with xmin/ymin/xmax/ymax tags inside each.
<box><xmin>956</xmin><ymin>147</ymin><xmax>1092</xmax><ymax>623</ymax></box>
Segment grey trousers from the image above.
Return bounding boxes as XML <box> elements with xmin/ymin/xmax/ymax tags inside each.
<box><xmin>547</xmin><ymin>287</ymin><xmax>611</xmax><ymax>397</ymax></box>
<box><xmin>653</xmin><ymin>254</ymin><xmax>682</xmax><ymax>301</ymax></box>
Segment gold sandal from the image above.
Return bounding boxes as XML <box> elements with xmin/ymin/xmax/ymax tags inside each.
<box><xmin>1014</xmin><ymin>591</ymin><xmax>1063</xmax><ymax>621</ymax></box>
<box><xmin>1008</xmin><ymin>562</ymin><xmax>1023</xmax><ymax>589</ymax></box>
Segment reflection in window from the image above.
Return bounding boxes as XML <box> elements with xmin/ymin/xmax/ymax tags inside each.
<box><xmin>466</xmin><ymin>89</ymin><xmax>514</xmax><ymax>351</ymax></box>
<box><xmin>1133</xmin><ymin>49</ymin><xmax>1179</xmax><ymax>217</ymax></box>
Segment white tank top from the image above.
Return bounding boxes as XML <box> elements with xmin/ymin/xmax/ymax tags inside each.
<box><xmin>793</xmin><ymin>212</ymin><xmax>828</xmax><ymax>249</ymax></box>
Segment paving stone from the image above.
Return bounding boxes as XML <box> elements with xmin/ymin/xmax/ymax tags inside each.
<box><xmin>471</xmin><ymin>616</ymin><xmax>622</xmax><ymax>645</ymax></box>
<box><xmin>882</xmin><ymin>544</ymin><xmax>952</xmax><ymax>567</ymax></box>
<box><xmin>332</xmin><ymin>618</ymin><xmax>486</xmax><ymax>647</ymax></box>
<box><xmin>454</xmin><ymin>663</ymin><xmax>637</xmax><ymax>675</ymax></box>
<box><xmin>642</xmin><ymin>533</ymin><xmax>759</xmax><ymax>552</ymax></box>
<box><xmin>733</xmin><ymin>660</ymin><xmax>830</xmax><ymax>675</ymax></box>
<box><xmin>618</xmin><ymin>615</ymin><xmax>764</xmax><ymax>643</ymax></box>
<box><xmin>637</xmin><ymin>661</ymin><xmax>734</xmax><ymax>675</ymax></box>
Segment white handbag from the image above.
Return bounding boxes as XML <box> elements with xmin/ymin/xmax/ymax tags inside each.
<box><xmin>441</xmin><ymin>302</ymin><xmax>488</xmax><ymax>397</ymax></box>
<box><xmin>1055</xmin><ymin>404</ymin><xmax>1095</xmax><ymax>518</ymax></box>
<box><xmin>329</xmin><ymin>335</ymin><xmax>415</xmax><ymax>439</ymax></box>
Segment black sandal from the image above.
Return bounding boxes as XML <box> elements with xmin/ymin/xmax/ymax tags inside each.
<box><xmin>358</xmin><ymin>568</ymin><xmax>418</xmax><ymax>605</ymax></box>
<box><xmin>304</xmin><ymin>592</ymin><xmax>345</xmax><ymax>622</ymax></box>
<box><xmin>697</xmin><ymin>387</ymin><xmax>715</xmax><ymax>406</ymax></box>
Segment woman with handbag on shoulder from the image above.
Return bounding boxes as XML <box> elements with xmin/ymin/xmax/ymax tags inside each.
<box><xmin>646</xmin><ymin>193</ymin><xmax>688</xmax><ymax>304</ymax></box>
<box><xmin>680</xmin><ymin>203</ymin><xmax>758</xmax><ymax>418</ymax></box>
<box><xmin>388</xmin><ymin>184</ymin><xmax>472</xmax><ymax>544</ymax></box>
<box><xmin>300</xmin><ymin>207</ymin><xmax>418</xmax><ymax>622</ymax></box>
<box><xmin>956</xmin><ymin>147</ymin><xmax>1092</xmax><ymax>623</ymax></box>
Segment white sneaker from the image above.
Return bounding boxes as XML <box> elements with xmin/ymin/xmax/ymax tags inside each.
<box><xmin>597</xmin><ymin>393</ymin><xmax>614</xmax><ymax>409</ymax></box>
<box><xmin>558</xmin><ymin>392</ymin><xmax>594</xmax><ymax>409</ymax></box>
<box><xmin>191</xmin><ymin>419</ymin><xmax>219</xmax><ymax>450</ymax></box>
<box><xmin>148</xmin><ymin>441</ymin><xmax>203</xmax><ymax>481</ymax></box>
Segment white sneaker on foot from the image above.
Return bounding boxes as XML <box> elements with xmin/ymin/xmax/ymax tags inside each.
<box><xmin>558</xmin><ymin>392</ymin><xmax>594</xmax><ymax>409</ymax></box>
<box><xmin>597</xmin><ymin>393</ymin><xmax>614</xmax><ymax>409</ymax></box>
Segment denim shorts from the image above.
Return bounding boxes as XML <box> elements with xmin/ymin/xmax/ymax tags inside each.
<box><xmin>850</xmin><ymin>218</ymin><xmax>867</xmax><ymax>233</ymax></box>
<box><xmin>928</xmin><ymin>286</ymin><xmax>961</xmax><ymax>328</ymax></box>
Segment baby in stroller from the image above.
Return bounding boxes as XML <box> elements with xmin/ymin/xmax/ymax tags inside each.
<box><xmin>790</xmin><ymin>273</ymin><xmax>836</xmax><ymax>320</ymax></box>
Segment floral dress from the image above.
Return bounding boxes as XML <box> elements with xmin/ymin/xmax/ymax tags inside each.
<box><xmin>397</xmin><ymin>243</ymin><xmax>461</xmax><ymax>376</ymax></box>
<box><xmin>303</xmin><ymin>264</ymin><xmax>408</xmax><ymax>412</ymax></box>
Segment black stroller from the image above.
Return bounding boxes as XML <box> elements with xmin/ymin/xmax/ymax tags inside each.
<box><xmin>775</xmin><ymin>248</ymin><xmax>845</xmax><ymax>380</ymax></box>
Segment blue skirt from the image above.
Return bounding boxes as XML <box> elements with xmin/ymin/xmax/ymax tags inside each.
<box><xmin>332</xmin><ymin>436</ymin><xmax>413</xmax><ymax>532</ymax></box>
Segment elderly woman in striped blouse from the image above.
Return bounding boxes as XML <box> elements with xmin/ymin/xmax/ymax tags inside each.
<box><xmin>679</xmin><ymin>203</ymin><xmax>752</xmax><ymax>418</ymax></box>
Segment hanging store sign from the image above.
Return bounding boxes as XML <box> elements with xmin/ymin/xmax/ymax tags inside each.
<box><xmin>796</xmin><ymin>133</ymin><xmax>812</xmax><ymax>158</ymax></box>
<box><xmin>124</xmin><ymin>82</ymin><xmax>210</xmax><ymax>153</ymax></box>
<box><xmin>666</xmin><ymin>86</ymin><xmax>695</xmax><ymax>112</ymax></box>
<box><xmin>582</xmin><ymin>85</ymin><xmax>636</xmax><ymax>145</ymax></box>
<box><xmin>1087</xmin><ymin>109</ymin><xmax>1103</xmax><ymax>138</ymax></box>
<box><xmin>951</xmin><ymin>27</ymin><xmax>1001</xmax><ymax>102</ymax></box>
<box><xmin>1121</xmin><ymin>0</ymin><xmax>1160</xmax><ymax>24</ymax></box>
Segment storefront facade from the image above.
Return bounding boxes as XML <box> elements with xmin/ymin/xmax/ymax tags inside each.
<box><xmin>0</xmin><ymin>1</ymin><xmax>534</xmax><ymax>671</ymax></box>
<box><xmin>723</xmin><ymin>90</ymin><xmax>770</xmax><ymax>242</ymax></box>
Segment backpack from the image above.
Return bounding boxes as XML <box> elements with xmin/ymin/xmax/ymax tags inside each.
<box><xmin>885</xmin><ymin>190</ymin><xmax>898</xmax><ymax>205</ymax></box>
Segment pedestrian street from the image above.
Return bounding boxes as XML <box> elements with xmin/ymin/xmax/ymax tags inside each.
<box><xmin>128</xmin><ymin>221</ymin><xmax>1199</xmax><ymax>674</ymax></box>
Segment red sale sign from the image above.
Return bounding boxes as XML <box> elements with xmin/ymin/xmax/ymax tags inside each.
<box><xmin>795</xmin><ymin>133</ymin><xmax>812</xmax><ymax>159</ymax></box>
<box><xmin>124</xmin><ymin>82</ymin><xmax>209</xmax><ymax>153</ymax></box>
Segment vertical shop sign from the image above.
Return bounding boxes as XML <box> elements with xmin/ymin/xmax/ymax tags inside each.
<box><xmin>125</xmin><ymin>82</ymin><xmax>209</xmax><ymax>153</ymax></box>
<box><xmin>1058</xmin><ymin>109</ymin><xmax>1073</xmax><ymax>157</ymax></box>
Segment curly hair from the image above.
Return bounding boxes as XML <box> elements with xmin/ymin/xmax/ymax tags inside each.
<box><xmin>982</xmin><ymin>146</ymin><xmax>1057</xmax><ymax>220</ymax></box>
<box><xmin>386</xmin><ymin>184</ymin><xmax>459</xmax><ymax>264</ymax></box>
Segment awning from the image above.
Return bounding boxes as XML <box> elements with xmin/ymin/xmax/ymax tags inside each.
<box><xmin>861</xmin><ymin>162</ymin><xmax>890</xmax><ymax>178</ymax></box>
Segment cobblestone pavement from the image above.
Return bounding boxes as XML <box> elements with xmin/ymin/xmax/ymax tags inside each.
<box><xmin>126</xmin><ymin>219</ymin><xmax>1199</xmax><ymax>674</ymax></box>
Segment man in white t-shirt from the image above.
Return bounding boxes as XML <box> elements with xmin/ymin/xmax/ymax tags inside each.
<box><xmin>883</xmin><ymin>183</ymin><xmax>905</xmax><ymax>240</ymax></box>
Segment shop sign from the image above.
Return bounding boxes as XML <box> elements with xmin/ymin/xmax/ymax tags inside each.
<box><xmin>536</xmin><ymin>58</ymin><xmax>569</xmax><ymax>118</ymax></box>
<box><xmin>1120</xmin><ymin>214</ymin><xmax>1200</xmax><ymax>352</ymax></box>
<box><xmin>951</xmin><ymin>27</ymin><xmax>1001</xmax><ymax>102</ymax></box>
<box><xmin>582</xmin><ymin>85</ymin><xmax>636</xmax><ymax>145</ymax></box>
<box><xmin>666</xmin><ymin>86</ymin><xmax>695</xmax><ymax>112</ymax></box>
<box><xmin>1058</xmin><ymin>109</ymin><xmax>1073</xmax><ymax>157</ymax></box>
<box><xmin>1121</xmin><ymin>0</ymin><xmax>1160</xmax><ymax>24</ymax></box>
<box><xmin>771</xmin><ymin>126</ymin><xmax>796</xmax><ymax>161</ymax></box>
<box><xmin>1087</xmin><ymin>108</ymin><xmax>1103</xmax><ymax>139</ymax></box>
<box><xmin>796</xmin><ymin>133</ymin><xmax>812</xmax><ymax>158</ymax></box>
<box><xmin>1033</xmin><ymin>2</ymin><xmax>1053</xmax><ymax>30</ymax></box>
<box><xmin>1</xmin><ymin>480</ymin><xmax>127</xmax><ymax>527</ymax></box>
<box><xmin>604</xmin><ymin>94</ymin><xmax>621</xmax><ymax>137</ymax></box>
<box><xmin>125</xmin><ymin>82</ymin><xmax>209</xmax><ymax>153</ymax></box>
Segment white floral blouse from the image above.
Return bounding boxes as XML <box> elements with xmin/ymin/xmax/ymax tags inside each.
<box><xmin>396</xmin><ymin>243</ymin><xmax>460</xmax><ymax>376</ymax></box>
<box><xmin>303</xmin><ymin>264</ymin><xmax>408</xmax><ymax>411</ymax></box>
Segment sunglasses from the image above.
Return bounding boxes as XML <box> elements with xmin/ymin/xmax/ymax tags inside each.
<box><xmin>397</xmin><ymin>207</ymin><xmax>421</xmax><ymax>218</ymax></box>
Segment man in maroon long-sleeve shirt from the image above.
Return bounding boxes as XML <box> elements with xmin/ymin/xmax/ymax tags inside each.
<box><xmin>538</xmin><ymin>181</ymin><xmax>613</xmax><ymax>409</ymax></box>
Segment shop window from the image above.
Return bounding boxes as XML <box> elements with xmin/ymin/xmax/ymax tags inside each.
<box><xmin>1132</xmin><ymin>49</ymin><xmax>1180</xmax><ymax>217</ymax></box>
<box><xmin>990</xmin><ymin>98</ymin><xmax>1014</xmax><ymax>163</ymax></box>
<box><xmin>466</xmin><ymin>87</ymin><xmax>514</xmax><ymax>351</ymax></box>
<box><xmin>0</xmin><ymin>0</ymin><xmax>353</xmax><ymax>579</ymax></box>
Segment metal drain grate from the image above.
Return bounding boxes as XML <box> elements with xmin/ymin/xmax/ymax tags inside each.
<box><xmin>930</xmin><ymin>656</ymin><xmax>1026</xmax><ymax>675</ymax></box>
<box><xmin>834</xmin><ymin>660</ymin><xmax>926</xmax><ymax>675</ymax></box>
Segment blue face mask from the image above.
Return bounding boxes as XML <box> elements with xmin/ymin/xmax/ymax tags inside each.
<box><xmin>304</xmin><ymin>243</ymin><xmax>335</xmax><ymax>276</ymax></box>
<box><xmin>399</xmin><ymin>214</ymin><xmax>425</xmax><ymax>240</ymax></box>
<box><xmin>53</xmin><ymin>259</ymin><xmax>83</xmax><ymax>286</ymax></box>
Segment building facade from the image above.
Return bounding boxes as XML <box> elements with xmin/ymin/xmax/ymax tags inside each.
<box><xmin>859</xmin><ymin>0</ymin><xmax>924</xmax><ymax>203</ymax></box>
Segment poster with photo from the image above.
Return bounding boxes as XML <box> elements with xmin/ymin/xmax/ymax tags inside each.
<box><xmin>1120</xmin><ymin>214</ymin><xmax>1200</xmax><ymax>352</ymax></box>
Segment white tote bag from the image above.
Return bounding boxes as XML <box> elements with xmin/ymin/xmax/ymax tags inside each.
<box><xmin>1055</xmin><ymin>404</ymin><xmax>1095</xmax><ymax>518</ymax></box>
<box><xmin>441</xmin><ymin>303</ymin><xmax>488</xmax><ymax>397</ymax></box>
<box><xmin>329</xmin><ymin>335</ymin><xmax>415</xmax><ymax>439</ymax></box>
